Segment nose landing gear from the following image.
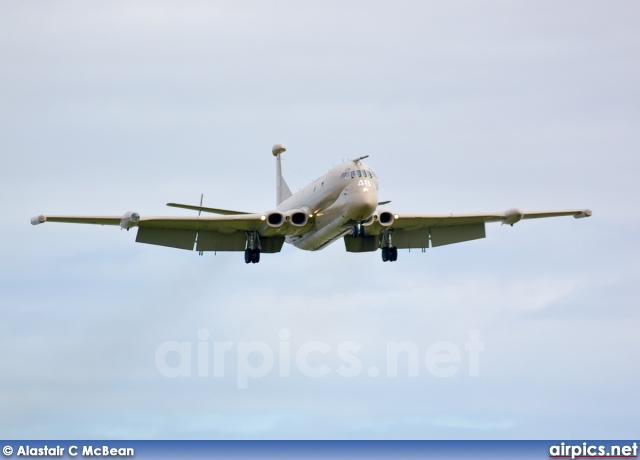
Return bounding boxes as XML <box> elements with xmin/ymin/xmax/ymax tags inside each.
<box><xmin>351</xmin><ymin>223</ymin><xmax>366</xmax><ymax>238</ymax></box>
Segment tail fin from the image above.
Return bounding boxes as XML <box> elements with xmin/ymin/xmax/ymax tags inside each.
<box><xmin>272</xmin><ymin>143</ymin><xmax>292</xmax><ymax>206</ymax></box>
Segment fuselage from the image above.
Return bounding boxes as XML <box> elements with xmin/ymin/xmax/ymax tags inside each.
<box><xmin>276</xmin><ymin>161</ymin><xmax>378</xmax><ymax>251</ymax></box>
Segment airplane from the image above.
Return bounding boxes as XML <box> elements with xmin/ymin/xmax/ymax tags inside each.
<box><xmin>31</xmin><ymin>143</ymin><xmax>592</xmax><ymax>263</ymax></box>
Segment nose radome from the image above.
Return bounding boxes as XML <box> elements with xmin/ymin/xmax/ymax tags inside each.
<box><xmin>346</xmin><ymin>189</ymin><xmax>378</xmax><ymax>220</ymax></box>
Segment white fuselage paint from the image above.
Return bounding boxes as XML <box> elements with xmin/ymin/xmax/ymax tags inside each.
<box><xmin>276</xmin><ymin>161</ymin><xmax>378</xmax><ymax>251</ymax></box>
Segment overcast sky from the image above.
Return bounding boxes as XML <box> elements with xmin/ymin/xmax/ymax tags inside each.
<box><xmin>1</xmin><ymin>1</ymin><xmax>639</xmax><ymax>440</ymax></box>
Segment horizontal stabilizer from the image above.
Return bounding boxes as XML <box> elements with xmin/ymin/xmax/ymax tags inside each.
<box><xmin>166</xmin><ymin>203</ymin><xmax>252</xmax><ymax>215</ymax></box>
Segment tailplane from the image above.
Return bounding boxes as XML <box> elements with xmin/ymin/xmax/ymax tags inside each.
<box><xmin>272</xmin><ymin>143</ymin><xmax>292</xmax><ymax>206</ymax></box>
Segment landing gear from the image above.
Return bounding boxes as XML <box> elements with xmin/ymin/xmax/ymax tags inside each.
<box><xmin>244</xmin><ymin>231</ymin><xmax>261</xmax><ymax>264</ymax></box>
<box><xmin>381</xmin><ymin>229</ymin><xmax>398</xmax><ymax>262</ymax></box>
<box><xmin>244</xmin><ymin>248</ymin><xmax>261</xmax><ymax>264</ymax></box>
<box><xmin>381</xmin><ymin>246</ymin><xmax>398</xmax><ymax>262</ymax></box>
<box><xmin>352</xmin><ymin>222</ymin><xmax>366</xmax><ymax>238</ymax></box>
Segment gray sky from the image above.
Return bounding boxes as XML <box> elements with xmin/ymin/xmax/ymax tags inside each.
<box><xmin>1</xmin><ymin>1</ymin><xmax>639</xmax><ymax>439</ymax></box>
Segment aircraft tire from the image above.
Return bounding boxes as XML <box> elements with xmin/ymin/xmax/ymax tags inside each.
<box><xmin>381</xmin><ymin>247</ymin><xmax>389</xmax><ymax>262</ymax></box>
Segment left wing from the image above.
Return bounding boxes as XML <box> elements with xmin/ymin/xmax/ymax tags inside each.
<box><xmin>345</xmin><ymin>208</ymin><xmax>592</xmax><ymax>252</ymax></box>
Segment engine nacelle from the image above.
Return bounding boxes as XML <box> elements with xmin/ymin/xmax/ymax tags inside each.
<box><xmin>283</xmin><ymin>208</ymin><xmax>310</xmax><ymax>227</ymax></box>
<box><xmin>363</xmin><ymin>210</ymin><xmax>395</xmax><ymax>228</ymax></box>
<box><xmin>119</xmin><ymin>212</ymin><xmax>140</xmax><ymax>230</ymax></box>
<box><xmin>261</xmin><ymin>211</ymin><xmax>285</xmax><ymax>228</ymax></box>
<box><xmin>502</xmin><ymin>208</ymin><xmax>523</xmax><ymax>226</ymax></box>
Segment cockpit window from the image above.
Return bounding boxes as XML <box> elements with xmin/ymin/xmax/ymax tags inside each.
<box><xmin>367</xmin><ymin>171</ymin><xmax>372</xmax><ymax>178</ymax></box>
<box><xmin>351</xmin><ymin>171</ymin><xmax>355</xmax><ymax>178</ymax></box>
<box><xmin>357</xmin><ymin>170</ymin><xmax>362</xmax><ymax>177</ymax></box>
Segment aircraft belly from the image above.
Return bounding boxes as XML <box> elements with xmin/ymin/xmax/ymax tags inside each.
<box><xmin>289</xmin><ymin>206</ymin><xmax>351</xmax><ymax>251</ymax></box>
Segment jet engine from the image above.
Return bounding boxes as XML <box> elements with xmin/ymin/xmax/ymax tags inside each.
<box><xmin>363</xmin><ymin>210</ymin><xmax>395</xmax><ymax>228</ymax></box>
<box><xmin>284</xmin><ymin>208</ymin><xmax>310</xmax><ymax>227</ymax></box>
<box><xmin>378</xmin><ymin>211</ymin><xmax>395</xmax><ymax>227</ymax></box>
<box><xmin>262</xmin><ymin>211</ymin><xmax>285</xmax><ymax>228</ymax></box>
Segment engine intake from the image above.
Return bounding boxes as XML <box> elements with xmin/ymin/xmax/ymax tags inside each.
<box><xmin>283</xmin><ymin>209</ymin><xmax>309</xmax><ymax>227</ymax></box>
<box><xmin>378</xmin><ymin>211</ymin><xmax>395</xmax><ymax>227</ymax></box>
<box><xmin>363</xmin><ymin>210</ymin><xmax>395</xmax><ymax>228</ymax></box>
<box><xmin>264</xmin><ymin>211</ymin><xmax>285</xmax><ymax>227</ymax></box>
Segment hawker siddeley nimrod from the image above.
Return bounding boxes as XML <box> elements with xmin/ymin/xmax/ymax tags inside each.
<box><xmin>31</xmin><ymin>144</ymin><xmax>592</xmax><ymax>263</ymax></box>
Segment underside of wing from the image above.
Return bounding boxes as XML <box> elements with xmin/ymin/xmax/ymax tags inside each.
<box><xmin>391</xmin><ymin>208</ymin><xmax>591</xmax><ymax>229</ymax></box>
<box><xmin>31</xmin><ymin>211</ymin><xmax>309</xmax><ymax>253</ymax></box>
<box><xmin>135</xmin><ymin>214</ymin><xmax>273</xmax><ymax>251</ymax></box>
<box><xmin>345</xmin><ymin>208</ymin><xmax>592</xmax><ymax>252</ymax></box>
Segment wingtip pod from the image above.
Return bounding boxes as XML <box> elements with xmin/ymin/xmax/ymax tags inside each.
<box><xmin>31</xmin><ymin>215</ymin><xmax>46</xmax><ymax>225</ymax></box>
<box><xmin>119</xmin><ymin>212</ymin><xmax>140</xmax><ymax>229</ymax></box>
<box><xmin>574</xmin><ymin>209</ymin><xmax>592</xmax><ymax>219</ymax></box>
<box><xmin>502</xmin><ymin>208</ymin><xmax>524</xmax><ymax>225</ymax></box>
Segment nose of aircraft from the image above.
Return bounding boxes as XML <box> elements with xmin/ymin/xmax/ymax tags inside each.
<box><xmin>346</xmin><ymin>188</ymin><xmax>378</xmax><ymax>221</ymax></box>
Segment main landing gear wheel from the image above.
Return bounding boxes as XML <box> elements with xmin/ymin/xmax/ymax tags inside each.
<box><xmin>381</xmin><ymin>246</ymin><xmax>398</xmax><ymax>262</ymax></box>
<box><xmin>244</xmin><ymin>248</ymin><xmax>261</xmax><ymax>264</ymax></box>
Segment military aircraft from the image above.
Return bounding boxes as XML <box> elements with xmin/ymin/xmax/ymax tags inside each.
<box><xmin>31</xmin><ymin>144</ymin><xmax>591</xmax><ymax>263</ymax></box>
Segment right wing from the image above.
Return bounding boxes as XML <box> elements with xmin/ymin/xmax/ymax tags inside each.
<box><xmin>31</xmin><ymin>212</ymin><xmax>301</xmax><ymax>253</ymax></box>
<box><xmin>137</xmin><ymin>214</ymin><xmax>270</xmax><ymax>251</ymax></box>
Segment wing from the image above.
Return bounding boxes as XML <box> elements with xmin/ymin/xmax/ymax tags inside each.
<box><xmin>30</xmin><ymin>215</ymin><xmax>122</xmax><ymax>225</ymax></box>
<box><xmin>136</xmin><ymin>214</ymin><xmax>272</xmax><ymax>251</ymax></box>
<box><xmin>344</xmin><ymin>208</ymin><xmax>592</xmax><ymax>252</ymax></box>
<box><xmin>30</xmin><ymin>212</ymin><xmax>299</xmax><ymax>253</ymax></box>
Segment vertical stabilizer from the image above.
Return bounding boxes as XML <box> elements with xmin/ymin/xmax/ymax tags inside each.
<box><xmin>272</xmin><ymin>143</ymin><xmax>292</xmax><ymax>206</ymax></box>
